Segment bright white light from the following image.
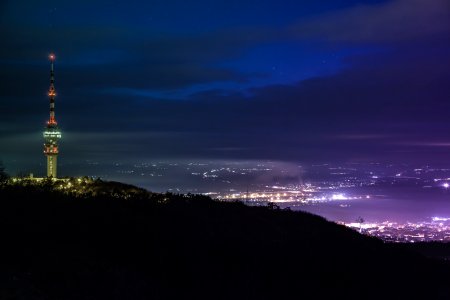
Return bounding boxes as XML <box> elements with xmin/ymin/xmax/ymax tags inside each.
<box><xmin>331</xmin><ymin>194</ymin><xmax>347</xmax><ymax>200</ymax></box>
<box><xmin>443</xmin><ymin>183</ymin><xmax>449</xmax><ymax>188</ymax></box>
<box><xmin>432</xmin><ymin>217</ymin><xmax>450</xmax><ymax>222</ymax></box>
<box><xmin>43</xmin><ymin>131</ymin><xmax>62</xmax><ymax>138</ymax></box>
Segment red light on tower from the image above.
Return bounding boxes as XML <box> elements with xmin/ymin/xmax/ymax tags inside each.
<box><xmin>49</xmin><ymin>53</ymin><xmax>55</xmax><ymax>61</ymax></box>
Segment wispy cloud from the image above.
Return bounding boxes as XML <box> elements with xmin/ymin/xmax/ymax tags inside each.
<box><xmin>291</xmin><ymin>0</ymin><xmax>450</xmax><ymax>43</ymax></box>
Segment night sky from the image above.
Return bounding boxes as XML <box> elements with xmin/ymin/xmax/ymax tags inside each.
<box><xmin>1</xmin><ymin>0</ymin><xmax>450</xmax><ymax>174</ymax></box>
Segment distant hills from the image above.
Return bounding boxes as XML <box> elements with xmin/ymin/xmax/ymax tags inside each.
<box><xmin>0</xmin><ymin>179</ymin><xmax>449</xmax><ymax>299</ymax></box>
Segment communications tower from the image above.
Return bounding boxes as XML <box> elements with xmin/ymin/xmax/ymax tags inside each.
<box><xmin>43</xmin><ymin>54</ymin><xmax>62</xmax><ymax>178</ymax></box>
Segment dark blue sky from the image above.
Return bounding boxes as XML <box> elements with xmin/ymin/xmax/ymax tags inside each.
<box><xmin>1</xmin><ymin>0</ymin><xmax>449</xmax><ymax>174</ymax></box>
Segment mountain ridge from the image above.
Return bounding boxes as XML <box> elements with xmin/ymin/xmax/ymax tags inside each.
<box><xmin>0</xmin><ymin>180</ymin><xmax>449</xmax><ymax>299</ymax></box>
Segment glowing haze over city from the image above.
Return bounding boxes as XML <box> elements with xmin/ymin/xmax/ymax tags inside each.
<box><xmin>1</xmin><ymin>0</ymin><xmax>450</xmax><ymax>242</ymax></box>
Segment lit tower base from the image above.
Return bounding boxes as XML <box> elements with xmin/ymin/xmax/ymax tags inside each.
<box><xmin>44</xmin><ymin>128</ymin><xmax>61</xmax><ymax>177</ymax></box>
<box><xmin>43</xmin><ymin>53</ymin><xmax>62</xmax><ymax>178</ymax></box>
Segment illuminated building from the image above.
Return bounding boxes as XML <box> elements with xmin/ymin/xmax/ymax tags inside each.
<box><xmin>43</xmin><ymin>54</ymin><xmax>62</xmax><ymax>177</ymax></box>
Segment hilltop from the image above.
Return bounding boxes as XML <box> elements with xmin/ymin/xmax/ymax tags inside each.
<box><xmin>0</xmin><ymin>179</ymin><xmax>449</xmax><ymax>299</ymax></box>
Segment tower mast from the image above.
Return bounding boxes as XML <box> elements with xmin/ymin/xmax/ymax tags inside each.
<box><xmin>48</xmin><ymin>53</ymin><xmax>56</xmax><ymax>125</ymax></box>
<box><xmin>43</xmin><ymin>53</ymin><xmax>62</xmax><ymax>178</ymax></box>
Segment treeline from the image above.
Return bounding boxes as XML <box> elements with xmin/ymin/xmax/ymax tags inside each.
<box><xmin>0</xmin><ymin>180</ymin><xmax>449</xmax><ymax>299</ymax></box>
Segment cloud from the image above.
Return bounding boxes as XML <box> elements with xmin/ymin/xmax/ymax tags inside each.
<box><xmin>332</xmin><ymin>134</ymin><xmax>394</xmax><ymax>140</ymax></box>
<box><xmin>1</xmin><ymin>0</ymin><xmax>449</xmax><ymax>165</ymax></box>
<box><xmin>291</xmin><ymin>0</ymin><xmax>450</xmax><ymax>43</ymax></box>
<box><xmin>0</xmin><ymin>25</ymin><xmax>277</xmax><ymax>101</ymax></box>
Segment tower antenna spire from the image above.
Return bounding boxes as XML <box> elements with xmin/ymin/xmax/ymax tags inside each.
<box><xmin>43</xmin><ymin>53</ymin><xmax>62</xmax><ymax>178</ymax></box>
<box><xmin>48</xmin><ymin>53</ymin><xmax>56</xmax><ymax>125</ymax></box>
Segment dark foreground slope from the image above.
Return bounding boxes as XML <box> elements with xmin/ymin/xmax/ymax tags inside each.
<box><xmin>0</xmin><ymin>183</ymin><xmax>449</xmax><ymax>299</ymax></box>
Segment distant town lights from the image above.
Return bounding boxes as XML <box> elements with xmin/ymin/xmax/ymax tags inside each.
<box><xmin>331</xmin><ymin>194</ymin><xmax>348</xmax><ymax>200</ymax></box>
<box><xmin>432</xmin><ymin>217</ymin><xmax>450</xmax><ymax>222</ymax></box>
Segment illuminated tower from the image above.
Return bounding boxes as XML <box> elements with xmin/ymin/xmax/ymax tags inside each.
<box><xmin>43</xmin><ymin>54</ymin><xmax>62</xmax><ymax>178</ymax></box>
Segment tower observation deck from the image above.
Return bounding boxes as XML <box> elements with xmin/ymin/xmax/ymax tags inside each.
<box><xmin>43</xmin><ymin>54</ymin><xmax>62</xmax><ymax>178</ymax></box>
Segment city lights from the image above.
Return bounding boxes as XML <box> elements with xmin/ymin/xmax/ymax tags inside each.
<box><xmin>344</xmin><ymin>219</ymin><xmax>450</xmax><ymax>242</ymax></box>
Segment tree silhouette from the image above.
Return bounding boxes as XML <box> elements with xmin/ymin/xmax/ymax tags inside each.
<box><xmin>0</xmin><ymin>161</ymin><xmax>9</xmax><ymax>183</ymax></box>
<box><xmin>356</xmin><ymin>216</ymin><xmax>365</xmax><ymax>233</ymax></box>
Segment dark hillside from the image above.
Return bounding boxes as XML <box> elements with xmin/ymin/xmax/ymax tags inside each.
<box><xmin>0</xmin><ymin>182</ymin><xmax>449</xmax><ymax>299</ymax></box>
